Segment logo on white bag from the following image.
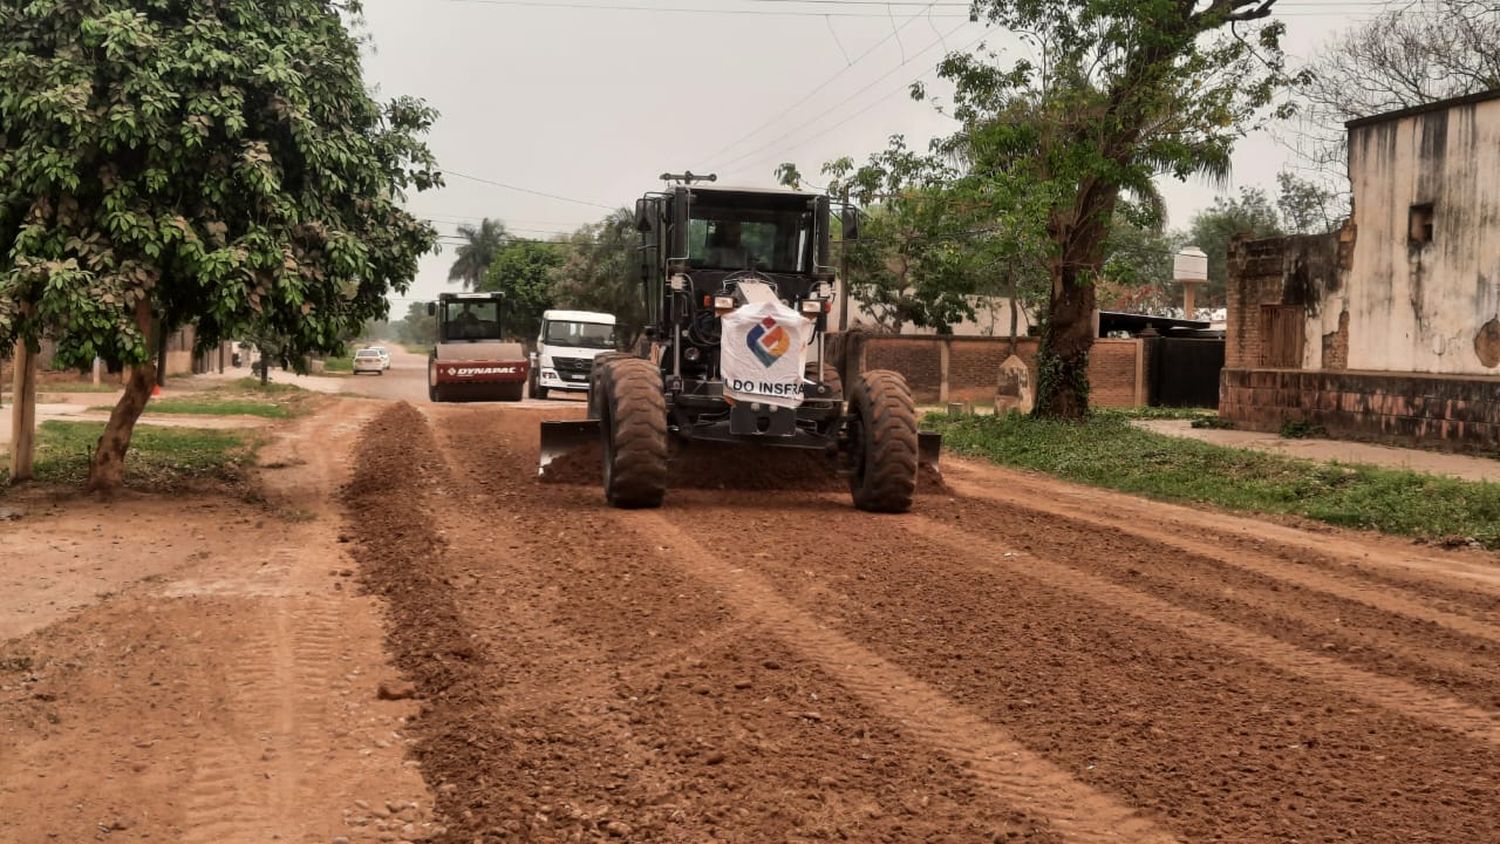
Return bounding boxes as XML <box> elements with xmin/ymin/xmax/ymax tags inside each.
<box><xmin>746</xmin><ymin>316</ymin><xmax>791</xmax><ymax>367</ymax></box>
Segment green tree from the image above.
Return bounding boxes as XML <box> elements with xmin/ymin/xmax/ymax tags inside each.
<box><xmin>820</xmin><ymin>139</ymin><xmax>1013</xmax><ymax>334</ymax></box>
<box><xmin>481</xmin><ymin>239</ymin><xmax>562</xmax><ymax>342</ymax></box>
<box><xmin>446</xmin><ymin>218</ymin><xmax>507</xmax><ymax>291</ymax></box>
<box><xmin>940</xmin><ymin>0</ymin><xmax>1299</xmax><ymax>418</ymax></box>
<box><xmin>395</xmin><ymin>299</ymin><xmax>436</xmax><ymax>346</ymax></box>
<box><xmin>0</xmin><ymin>0</ymin><xmax>439</xmax><ymax>490</ymax></box>
<box><xmin>1186</xmin><ymin>187</ymin><xmax>1283</xmax><ymax>306</ymax></box>
<box><xmin>551</xmin><ymin>209</ymin><xmax>648</xmax><ymax>346</ymax></box>
<box><xmin>1292</xmin><ymin>0</ymin><xmax>1500</xmax><ymax>186</ymax></box>
<box><xmin>1098</xmin><ymin>214</ymin><xmax>1182</xmax><ymax>314</ymax></box>
<box><xmin>1275</xmin><ymin>171</ymin><xmax>1341</xmax><ymax>235</ymax></box>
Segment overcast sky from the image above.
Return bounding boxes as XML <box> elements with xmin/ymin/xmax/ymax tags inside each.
<box><xmin>356</xmin><ymin>0</ymin><xmax>1383</xmax><ymax>310</ymax></box>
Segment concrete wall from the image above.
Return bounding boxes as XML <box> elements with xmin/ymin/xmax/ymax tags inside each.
<box><xmin>1344</xmin><ymin>93</ymin><xmax>1500</xmax><ymax>374</ymax></box>
<box><xmin>842</xmin><ymin>333</ymin><xmax>1145</xmax><ymax>408</ymax></box>
<box><xmin>1228</xmin><ymin>93</ymin><xmax>1500</xmax><ymax>377</ymax></box>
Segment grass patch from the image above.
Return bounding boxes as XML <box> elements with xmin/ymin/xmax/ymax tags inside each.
<box><xmin>232</xmin><ymin>377</ymin><xmax>307</xmax><ymax>396</ymax></box>
<box><xmin>322</xmin><ymin>355</ymin><xmax>353</xmax><ymax>373</ymax></box>
<box><xmin>928</xmin><ymin>411</ymin><xmax>1500</xmax><ymax>549</ymax></box>
<box><xmin>38</xmin><ymin>383</ymin><xmax>121</xmax><ymax>394</ymax></box>
<box><xmin>0</xmin><ymin>421</ymin><xmax>261</xmax><ymax>488</ymax></box>
<box><xmin>129</xmin><ymin>398</ymin><xmax>296</xmax><ymax>418</ymax></box>
<box><xmin>1091</xmin><ymin>406</ymin><xmax>1219</xmax><ymax>422</ymax></box>
<box><xmin>89</xmin><ymin>381</ymin><xmax>314</xmax><ymax>419</ymax></box>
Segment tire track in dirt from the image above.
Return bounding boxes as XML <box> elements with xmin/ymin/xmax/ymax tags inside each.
<box><xmin>902</xmin><ymin>516</ymin><xmax>1500</xmax><ymax>745</ymax></box>
<box><xmin>180</xmin><ymin>746</ymin><xmax>276</xmax><ymax>844</ymax></box>
<box><xmin>356</xmin><ymin>404</ymin><xmax>1070</xmax><ymax>842</ymax></box>
<box><xmin>945</xmin><ymin>461</ymin><xmax>1500</xmax><ymax>602</ymax></box>
<box><xmin>180</xmin><ymin>613</ymin><xmax>283</xmax><ymax>844</ymax></box>
<box><xmin>610</xmin><ymin>510</ymin><xmax>1177</xmax><ymax>843</ymax></box>
<box><xmin>919</xmin><ymin>490</ymin><xmax>1500</xmax><ymax>711</ymax></box>
<box><xmin>946</xmin><ymin>472</ymin><xmax>1500</xmax><ymax>635</ymax></box>
<box><xmin>405</xmin><ymin>405</ymin><xmax>1500</xmax><ymax>840</ymax></box>
<box><xmin>655</xmin><ymin>487</ymin><xmax>1500</xmax><ymax>842</ymax></box>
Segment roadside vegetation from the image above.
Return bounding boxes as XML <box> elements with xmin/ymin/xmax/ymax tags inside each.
<box><xmin>929</xmin><ymin>411</ymin><xmax>1500</xmax><ymax>549</ymax></box>
<box><xmin>34</xmin><ymin>383</ymin><xmax>122</xmax><ymax>394</ymax></box>
<box><xmin>322</xmin><ymin>355</ymin><xmax>354</xmax><ymax>374</ymax></box>
<box><xmin>89</xmin><ymin>381</ymin><xmax>316</xmax><ymax>419</ymax></box>
<box><xmin>1</xmin><ymin>421</ymin><xmax>260</xmax><ymax>488</ymax></box>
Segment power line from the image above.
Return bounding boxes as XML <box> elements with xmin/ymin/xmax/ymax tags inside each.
<box><xmin>441</xmin><ymin>169</ymin><xmax>618</xmax><ymax>210</ymax></box>
<box><xmin>716</xmin><ymin>19</ymin><xmax>975</xmax><ymax>174</ymax></box>
<box><xmin>694</xmin><ymin>2</ymin><xmax>958</xmax><ymax>167</ymax></box>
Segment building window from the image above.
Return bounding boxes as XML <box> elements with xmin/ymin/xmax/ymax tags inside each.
<box><xmin>1409</xmin><ymin>202</ymin><xmax>1435</xmax><ymax>246</ymax></box>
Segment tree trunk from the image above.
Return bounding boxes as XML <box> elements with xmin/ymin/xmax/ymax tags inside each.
<box><xmin>1033</xmin><ymin>260</ymin><xmax>1097</xmax><ymax>420</ymax></box>
<box><xmin>156</xmin><ymin>325</ymin><xmax>168</xmax><ymax>387</ymax></box>
<box><xmin>7</xmin><ymin>333</ymin><xmax>38</xmax><ymax>483</ymax></box>
<box><xmin>86</xmin><ymin>362</ymin><xmax>155</xmax><ymax>493</ymax></box>
<box><xmin>86</xmin><ymin>303</ymin><xmax>157</xmax><ymax>494</ymax></box>
<box><xmin>1006</xmin><ymin>271</ymin><xmax>1020</xmax><ymax>359</ymax></box>
<box><xmin>1033</xmin><ymin>178</ymin><xmax>1116</xmax><ymax>420</ymax></box>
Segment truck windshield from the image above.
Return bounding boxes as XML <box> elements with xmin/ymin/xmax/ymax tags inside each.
<box><xmin>544</xmin><ymin>321</ymin><xmax>617</xmax><ymax>349</ymax></box>
<box><xmin>687</xmin><ymin>204</ymin><xmax>812</xmax><ymax>273</ymax></box>
<box><xmin>442</xmin><ymin>300</ymin><xmax>501</xmax><ymax>342</ymax></box>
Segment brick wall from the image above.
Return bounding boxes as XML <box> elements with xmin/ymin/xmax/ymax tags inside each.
<box><xmin>1221</xmin><ymin>368</ymin><xmax>1500</xmax><ymax>453</ymax></box>
<box><xmin>844</xmin><ymin>333</ymin><xmax>1143</xmax><ymax>407</ymax></box>
<box><xmin>862</xmin><ymin>339</ymin><xmax>944</xmax><ymax>401</ymax></box>
<box><xmin>1090</xmin><ymin>341</ymin><xmax>1143</xmax><ymax>407</ymax></box>
<box><xmin>1225</xmin><ymin>236</ymin><xmax>1291</xmax><ymax>369</ymax></box>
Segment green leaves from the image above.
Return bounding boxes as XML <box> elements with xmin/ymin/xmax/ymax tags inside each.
<box><xmin>481</xmin><ymin>239</ymin><xmax>564</xmax><ymax>340</ymax></box>
<box><xmin>0</xmin><ymin>0</ymin><xmax>440</xmax><ymax>374</ymax></box>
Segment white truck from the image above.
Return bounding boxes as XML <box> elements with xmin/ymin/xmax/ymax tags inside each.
<box><xmin>529</xmin><ymin>309</ymin><xmax>619</xmax><ymax>399</ymax></box>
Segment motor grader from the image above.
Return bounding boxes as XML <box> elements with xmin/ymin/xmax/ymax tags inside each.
<box><xmin>540</xmin><ymin>175</ymin><xmax>939</xmax><ymax>511</ymax></box>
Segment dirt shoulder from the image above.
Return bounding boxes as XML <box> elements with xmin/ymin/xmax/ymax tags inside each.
<box><xmin>0</xmin><ymin>399</ymin><xmax>433</xmax><ymax>844</ymax></box>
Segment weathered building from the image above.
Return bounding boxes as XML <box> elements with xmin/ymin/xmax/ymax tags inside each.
<box><xmin>1221</xmin><ymin>89</ymin><xmax>1500</xmax><ymax>452</ymax></box>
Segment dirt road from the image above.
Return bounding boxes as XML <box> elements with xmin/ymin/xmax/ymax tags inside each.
<box><xmin>4</xmin><ymin>383</ymin><xmax>1497</xmax><ymax>843</ymax></box>
<box><xmin>340</xmin><ymin>401</ymin><xmax>1500</xmax><ymax>843</ymax></box>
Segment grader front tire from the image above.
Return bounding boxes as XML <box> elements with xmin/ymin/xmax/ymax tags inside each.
<box><xmin>847</xmin><ymin>369</ymin><xmax>918</xmax><ymax>513</ymax></box>
<box><xmin>598</xmin><ymin>357</ymin><xmax>668</xmax><ymax>509</ymax></box>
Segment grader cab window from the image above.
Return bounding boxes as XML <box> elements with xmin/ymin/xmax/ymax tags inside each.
<box><xmin>687</xmin><ymin>205</ymin><xmax>812</xmax><ymax>273</ymax></box>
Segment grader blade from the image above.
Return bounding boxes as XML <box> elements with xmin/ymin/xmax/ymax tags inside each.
<box><xmin>538</xmin><ymin>419</ymin><xmax>599</xmax><ymax>478</ymax></box>
<box><xmin>918</xmin><ymin>431</ymin><xmax>942</xmax><ymax>474</ymax></box>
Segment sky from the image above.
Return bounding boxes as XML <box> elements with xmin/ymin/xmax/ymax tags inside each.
<box><xmin>355</xmin><ymin>0</ymin><xmax>1392</xmax><ymax>310</ymax></box>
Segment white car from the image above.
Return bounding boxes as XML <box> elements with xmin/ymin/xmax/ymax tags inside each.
<box><xmin>353</xmin><ymin>348</ymin><xmax>385</xmax><ymax>375</ymax></box>
<box><xmin>369</xmin><ymin>346</ymin><xmax>391</xmax><ymax>370</ymax></box>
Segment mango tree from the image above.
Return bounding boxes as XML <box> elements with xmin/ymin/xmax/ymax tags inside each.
<box><xmin>948</xmin><ymin>0</ymin><xmax>1300</xmax><ymax>418</ymax></box>
<box><xmin>0</xmin><ymin>0</ymin><xmax>439</xmax><ymax>490</ymax></box>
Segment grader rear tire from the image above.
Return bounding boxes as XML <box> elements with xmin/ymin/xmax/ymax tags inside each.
<box><xmin>598</xmin><ymin>356</ymin><xmax>668</xmax><ymax>509</ymax></box>
<box><xmin>847</xmin><ymin>369</ymin><xmax>918</xmax><ymax>513</ymax></box>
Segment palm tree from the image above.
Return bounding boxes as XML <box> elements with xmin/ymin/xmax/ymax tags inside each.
<box><xmin>447</xmin><ymin>218</ymin><xmax>509</xmax><ymax>290</ymax></box>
